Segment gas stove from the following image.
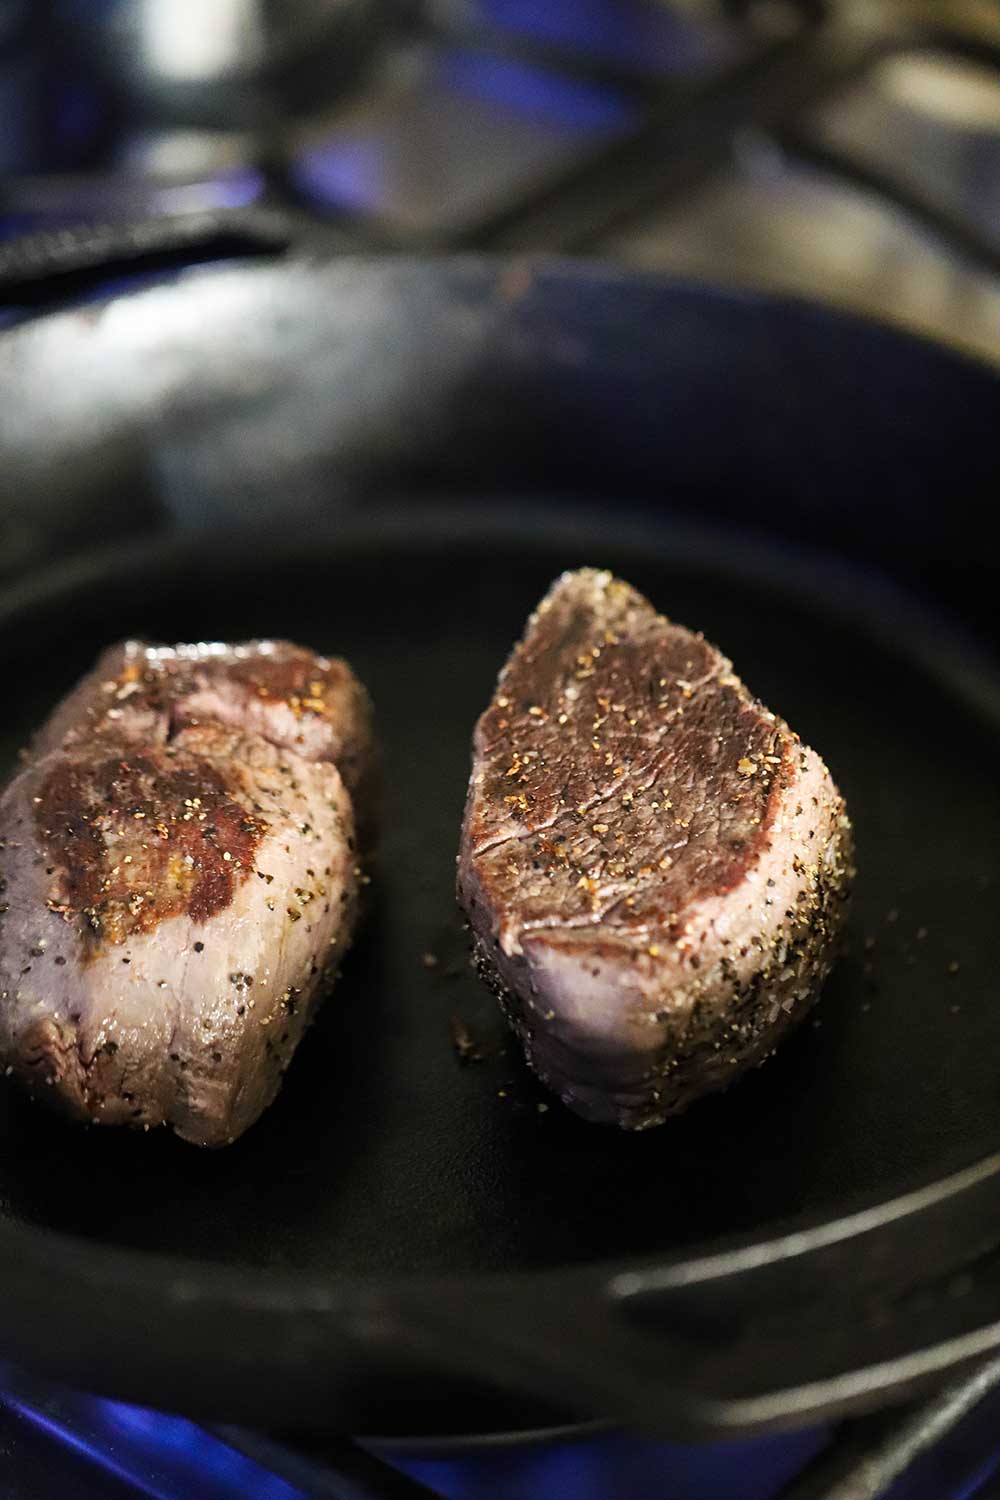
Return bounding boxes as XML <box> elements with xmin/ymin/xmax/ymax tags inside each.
<box><xmin>2</xmin><ymin>3</ymin><xmax>1000</xmax><ymax>1497</ymax></box>
<box><xmin>4</xmin><ymin>1353</ymin><xmax>1000</xmax><ymax>1499</ymax></box>
<box><xmin>1</xmin><ymin>0</ymin><xmax>999</xmax><ymax>360</ymax></box>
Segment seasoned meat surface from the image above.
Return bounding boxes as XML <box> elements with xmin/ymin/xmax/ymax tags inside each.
<box><xmin>458</xmin><ymin>570</ymin><xmax>853</xmax><ymax>1129</ymax></box>
<box><xmin>33</xmin><ymin>639</ymin><xmax>377</xmax><ymax>849</ymax></box>
<box><xmin>0</xmin><ymin>640</ymin><xmax>375</xmax><ymax>1145</ymax></box>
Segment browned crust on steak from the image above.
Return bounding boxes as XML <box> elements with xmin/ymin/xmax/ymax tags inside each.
<box><xmin>35</xmin><ymin>735</ymin><xmax>268</xmax><ymax>954</ymax></box>
<box><xmin>458</xmin><ymin>569</ymin><xmax>854</xmax><ymax>1129</ymax></box>
<box><xmin>1</xmin><ymin>639</ymin><xmax>374</xmax><ymax>1145</ymax></box>
<box><xmin>466</xmin><ymin>573</ymin><xmax>797</xmax><ymax>936</ymax></box>
<box><xmin>33</xmin><ymin>639</ymin><xmax>377</xmax><ymax>848</ymax></box>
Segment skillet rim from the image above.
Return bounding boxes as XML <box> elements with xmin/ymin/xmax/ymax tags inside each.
<box><xmin>0</xmin><ymin>249</ymin><xmax>999</xmax><ymax>374</ymax></box>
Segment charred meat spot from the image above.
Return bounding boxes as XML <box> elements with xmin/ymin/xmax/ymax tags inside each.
<box><xmin>225</xmin><ymin>650</ymin><xmax>339</xmax><ymax>717</ymax></box>
<box><xmin>34</xmin><ymin>750</ymin><xmax>268</xmax><ymax>954</ymax></box>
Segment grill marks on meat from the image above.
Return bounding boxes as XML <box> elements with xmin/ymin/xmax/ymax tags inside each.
<box><xmin>458</xmin><ymin>570</ymin><xmax>854</xmax><ymax>1129</ymax></box>
<box><xmin>0</xmin><ymin>641</ymin><xmax>375</xmax><ymax>1145</ymax></box>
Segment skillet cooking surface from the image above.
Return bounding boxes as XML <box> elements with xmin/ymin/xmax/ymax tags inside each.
<box><xmin>2</xmin><ymin>513</ymin><xmax>999</xmax><ymax>1280</ymax></box>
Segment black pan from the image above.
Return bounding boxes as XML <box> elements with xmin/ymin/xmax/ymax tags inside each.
<box><xmin>1</xmin><ymin>259</ymin><xmax>1000</xmax><ymax>1443</ymax></box>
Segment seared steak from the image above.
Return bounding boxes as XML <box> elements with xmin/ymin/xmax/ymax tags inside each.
<box><xmin>33</xmin><ymin>640</ymin><xmax>378</xmax><ymax>851</ymax></box>
<box><xmin>0</xmin><ymin>640</ymin><xmax>375</xmax><ymax>1145</ymax></box>
<box><xmin>458</xmin><ymin>570</ymin><xmax>853</xmax><ymax>1129</ymax></box>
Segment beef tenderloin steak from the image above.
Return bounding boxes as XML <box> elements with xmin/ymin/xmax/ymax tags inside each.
<box><xmin>0</xmin><ymin>640</ymin><xmax>375</xmax><ymax>1146</ymax></box>
<box><xmin>458</xmin><ymin>569</ymin><xmax>853</xmax><ymax>1130</ymax></box>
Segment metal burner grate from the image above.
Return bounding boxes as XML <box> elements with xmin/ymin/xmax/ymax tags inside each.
<box><xmin>3</xmin><ymin>2</ymin><xmax>999</xmax><ymax>358</ymax></box>
<box><xmin>6</xmin><ymin>1355</ymin><xmax>1000</xmax><ymax>1498</ymax></box>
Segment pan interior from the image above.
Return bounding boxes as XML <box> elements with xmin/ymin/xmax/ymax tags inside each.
<box><xmin>1</xmin><ymin>513</ymin><xmax>998</xmax><ymax>1279</ymax></box>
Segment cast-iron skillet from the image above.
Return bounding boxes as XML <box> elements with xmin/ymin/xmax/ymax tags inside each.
<box><xmin>1</xmin><ymin>259</ymin><xmax>1000</xmax><ymax>1442</ymax></box>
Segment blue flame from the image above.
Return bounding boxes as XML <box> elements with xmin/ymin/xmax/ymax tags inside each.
<box><xmin>439</xmin><ymin>50</ymin><xmax>633</xmax><ymax>132</ymax></box>
<box><xmin>4</xmin><ymin>1384</ymin><xmax>305</xmax><ymax>1500</ymax></box>
<box><xmin>464</xmin><ymin>0</ymin><xmax>726</xmax><ymax>75</ymax></box>
<box><xmin>377</xmin><ymin>1424</ymin><xmax>831</xmax><ymax>1500</ymax></box>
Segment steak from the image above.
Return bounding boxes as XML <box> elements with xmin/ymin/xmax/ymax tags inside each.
<box><xmin>458</xmin><ymin>569</ymin><xmax>853</xmax><ymax>1129</ymax></box>
<box><xmin>0</xmin><ymin>640</ymin><xmax>376</xmax><ymax>1146</ymax></box>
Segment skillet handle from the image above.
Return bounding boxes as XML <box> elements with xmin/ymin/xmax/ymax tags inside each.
<box><xmin>372</xmin><ymin>1146</ymin><xmax>1000</xmax><ymax>1439</ymax></box>
<box><xmin>375</xmin><ymin>1249</ymin><xmax>1000</xmax><ymax>1439</ymax></box>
